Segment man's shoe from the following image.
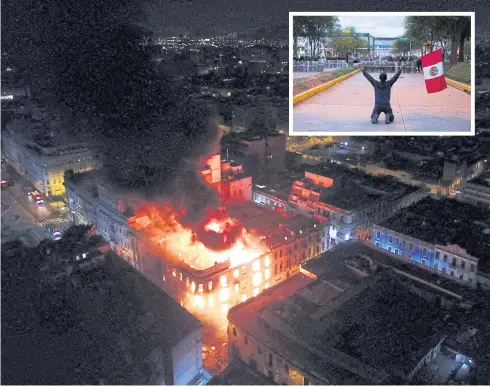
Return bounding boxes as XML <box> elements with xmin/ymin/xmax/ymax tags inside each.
<box><xmin>385</xmin><ymin>114</ymin><xmax>391</xmax><ymax>124</ymax></box>
<box><xmin>371</xmin><ymin>114</ymin><xmax>379</xmax><ymax>124</ymax></box>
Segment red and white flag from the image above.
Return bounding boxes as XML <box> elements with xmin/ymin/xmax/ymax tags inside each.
<box><xmin>421</xmin><ymin>49</ymin><xmax>447</xmax><ymax>94</ymax></box>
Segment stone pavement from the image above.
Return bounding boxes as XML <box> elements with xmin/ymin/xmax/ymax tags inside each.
<box><xmin>292</xmin><ymin>72</ymin><xmax>472</xmax><ymax>133</ymax></box>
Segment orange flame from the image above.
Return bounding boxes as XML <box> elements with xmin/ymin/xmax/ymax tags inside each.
<box><xmin>129</xmin><ymin>204</ymin><xmax>268</xmax><ymax>270</ymax></box>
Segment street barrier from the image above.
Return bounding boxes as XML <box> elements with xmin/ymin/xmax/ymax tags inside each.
<box><xmin>293</xmin><ymin>69</ymin><xmax>361</xmax><ymax>105</ymax></box>
<box><xmin>293</xmin><ymin>60</ymin><xmax>349</xmax><ymax>72</ymax></box>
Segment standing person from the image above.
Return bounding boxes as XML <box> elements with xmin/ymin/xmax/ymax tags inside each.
<box><xmin>416</xmin><ymin>57</ymin><xmax>422</xmax><ymax>73</ymax></box>
<box><xmin>361</xmin><ymin>64</ymin><xmax>404</xmax><ymax>124</ymax></box>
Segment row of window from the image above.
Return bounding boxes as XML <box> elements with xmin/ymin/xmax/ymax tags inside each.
<box><xmin>232</xmin><ymin>326</ymin><xmax>310</xmax><ymax>385</ymax></box>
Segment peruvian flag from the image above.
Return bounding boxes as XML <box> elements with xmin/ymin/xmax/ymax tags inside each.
<box><xmin>421</xmin><ymin>49</ymin><xmax>447</xmax><ymax>94</ymax></box>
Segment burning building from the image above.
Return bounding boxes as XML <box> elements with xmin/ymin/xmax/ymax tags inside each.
<box><xmin>65</xmin><ymin>155</ymin><xmax>326</xmax><ymax>327</ymax></box>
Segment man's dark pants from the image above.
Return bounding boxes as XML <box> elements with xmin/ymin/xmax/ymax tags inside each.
<box><xmin>371</xmin><ymin>104</ymin><xmax>394</xmax><ymax>122</ymax></box>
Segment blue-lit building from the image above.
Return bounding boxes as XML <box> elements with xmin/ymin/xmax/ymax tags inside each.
<box><xmin>372</xmin><ymin>197</ymin><xmax>490</xmax><ymax>288</ymax></box>
<box><xmin>372</xmin><ymin>225</ymin><xmax>436</xmax><ymax>267</ymax></box>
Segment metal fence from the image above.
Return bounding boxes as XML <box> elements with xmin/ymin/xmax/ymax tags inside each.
<box><xmin>293</xmin><ymin>60</ymin><xmax>419</xmax><ymax>73</ymax></box>
<box><xmin>293</xmin><ymin>60</ymin><xmax>350</xmax><ymax>72</ymax></box>
<box><xmin>361</xmin><ymin>62</ymin><xmax>419</xmax><ymax>73</ymax></box>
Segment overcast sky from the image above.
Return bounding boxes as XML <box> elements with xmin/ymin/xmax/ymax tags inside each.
<box><xmin>146</xmin><ymin>0</ymin><xmax>488</xmax><ymax>36</ymax></box>
<box><xmin>338</xmin><ymin>16</ymin><xmax>405</xmax><ymax>38</ymax></box>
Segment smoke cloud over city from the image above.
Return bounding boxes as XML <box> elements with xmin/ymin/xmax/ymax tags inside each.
<box><xmin>3</xmin><ymin>0</ymin><xmax>221</xmax><ymax>222</ymax></box>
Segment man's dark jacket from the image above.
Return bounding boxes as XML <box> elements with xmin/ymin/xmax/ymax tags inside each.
<box><xmin>362</xmin><ymin>68</ymin><xmax>402</xmax><ymax>105</ymax></box>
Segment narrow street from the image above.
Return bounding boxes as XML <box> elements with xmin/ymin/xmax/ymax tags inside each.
<box><xmin>2</xmin><ymin>166</ymin><xmax>70</xmax><ymax>246</ymax></box>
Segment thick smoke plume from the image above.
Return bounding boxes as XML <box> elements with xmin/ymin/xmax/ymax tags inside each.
<box><xmin>3</xmin><ymin>0</ymin><xmax>220</xmax><ymax>221</ymax></box>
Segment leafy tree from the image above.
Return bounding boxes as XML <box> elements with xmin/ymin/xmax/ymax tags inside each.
<box><xmin>442</xmin><ymin>16</ymin><xmax>471</xmax><ymax>65</ymax></box>
<box><xmin>404</xmin><ymin>16</ymin><xmax>471</xmax><ymax>65</ymax></box>
<box><xmin>392</xmin><ymin>39</ymin><xmax>411</xmax><ymax>56</ymax></box>
<box><xmin>404</xmin><ymin>16</ymin><xmax>446</xmax><ymax>54</ymax></box>
<box><xmin>331</xmin><ymin>36</ymin><xmax>368</xmax><ymax>56</ymax></box>
<box><xmin>293</xmin><ymin>16</ymin><xmax>340</xmax><ymax>58</ymax></box>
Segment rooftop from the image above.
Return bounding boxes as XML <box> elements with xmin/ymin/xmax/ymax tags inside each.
<box><xmin>379</xmin><ymin>197</ymin><xmax>490</xmax><ymax>269</ymax></box>
<box><xmin>467</xmin><ymin>169</ymin><xmax>490</xmax><ymax>188</ymax></box>
<box><xmin>304</xmin><ymin>241</ymin><xmax>477</xmax><ymax>301</ymax></box>
<box><xmin>253</xmin><ymin>175</ymin><xmax>299</xmax><ymax>202</ymax></box>
<box><xmin>7</xmin><ymin>116</ymin><xmax>90</xmax><ymax>154</ymax></box>
<box><xmin>230</xmin><ymin>265</ymin><xmax>448</xmax><ymax>384</ymax></box>
<box><xmin>227</xmin><ymin>202</ymin><xmax>320</xmax><ymax>246</ymax></box>
<box><xmin>2</xmin><ymin>249</ymin><xmax>201</xmax><ymax>385</ymax></box>
<box><xmin>305</xmin><ymin>164</ymin><xmax>420</xmax><ymax>211</ymax></box>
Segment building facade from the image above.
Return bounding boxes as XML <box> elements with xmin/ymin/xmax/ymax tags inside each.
<box><xmin>458</xmin><ymin>169</ymin><xmax>490</xmax><ymax>209</ymax></box>
<box><xmin>3</xmin><ymin>128</ymin><xmax>97</xmax><ymax>196</ymax></box>
<box><xmin>65</xmin><ymin>157</ymin><xmax>327</xmax><ymax>328</ymax></box>
<box><xmin>254</xmin><ymin>167</ymin><xmax>429</xmax><ymax>249</ymax></box>
<box><xmin>372</xmin><ymin>225</ymin><xmax>480</xmax><ymax>286</ymax></box>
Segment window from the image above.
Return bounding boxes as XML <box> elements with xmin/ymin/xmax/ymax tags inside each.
<box><xmin>452</xmin><ymin>258</ymin><xmax>457</xmax><ymax>267</ymax></box>
<box><xmin>268</xmin><ymin>353</ymin><xmax>273</xmax><ymax>366</ymax></box>
<box><xmin>388</xmin><ymin>247</ymin><xmax>392</xmax><ymax>252</ymax></box>
<box><xmin>461</xmin><ymin>261</ymin><xmax>466</xmax><ymax>269</ymax></box>
<box><xmin>220</xmin><ymin>275</ymin><xmax>228</xmax><ymax>287</ymax></box>
<box><xmin>280</xmin><ymin>250</ymin><xmax>283</xmax><ymax>258</ymax></box>
<box><xmin>376</xmin><ymin>242</ymin><xmax>380</xmax><ymax>247</ymax></box>
<box><xmin>396</xmin><ymin>237</ymin><xmax>400</xmax><ymax>245</ymax></box>
<box><xmin>422</xmin><ymin>248</ymin><xmax>427</xmax><ymax>256</ymax></box>
<box><xmin>304</xmin><ymin>377</ymin><xmax>310</xmax><ymax>386</ymax></box>
<box><xmin>450</xmin><ymin>271</ymin><xmax>455</xmax><ymax>277</ymax></box>
<box><xmin>244</xmin><ymin>335</ymin><xmax>248</xmax><ymax>345</ymax></box>
<box><xmin>285</xmin><ymin>364</ymin><xmax>289</xmax><ymax>375</ymax></box>
<box><xmin>208</xmin><ymin>281</ymin><xmax>213</xmax><ymax>291</ymax></box>
<box><xmin>280</xmin><ymin>262</ymin><xmax>283</xmax><ymax>272</ymax></box>
<box><xmin>459</xmin><ymin>274</ymin><xmax>464</xmax><ymax>280</ymax></box>
<box><xmin>435</xmin><ymin>251</ymin><xmax>440</xmax><ymax>260</ymax></box>
<box><xmin>389</xmin><ymin>236</ymin><xmax>393</xmax><ymax>243</ymax></box>
<box><xmin>409</xmin><ymin>242</ymin><xmax>413</xmax><ymax>250</ymax></box>
<box><xmin>233</xmin><ymin>327</ymin><xmax>237</xmax><ymax>336</ymax></box>
<box><xmin>471</xmin><ymin>264</ymin><xmax>476</xmax><ymax>272</ymax></box>
<box><xmin>395</xmin><ymin>249</ymin><xmax>399</xmax><ymax>255</ymax></box>
<box><xmin>443</xmin><ymin>254</ymin><xmax>448</xmax><ymax>262</ymax></box>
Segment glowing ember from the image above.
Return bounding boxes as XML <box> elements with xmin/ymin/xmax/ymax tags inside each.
<box><xmin>129</xmin><ymin>204</ymin><xmax>268</xmax><ymax>270</ymax></box>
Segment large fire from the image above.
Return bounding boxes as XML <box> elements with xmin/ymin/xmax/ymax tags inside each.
<box><xmin>129</xmin><ymin>204</ymin><xmax>268</xmax><ymax>270</ymax></box>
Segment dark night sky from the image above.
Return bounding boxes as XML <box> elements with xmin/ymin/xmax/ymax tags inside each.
<box><xmin>146</xmin><ymin>0</ymin><xmax>489</xmax><ymax>36</ymax></box>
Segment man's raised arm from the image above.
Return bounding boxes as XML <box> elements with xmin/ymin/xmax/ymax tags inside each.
<box><xmin>362</xmin><ymin>68</ymin><xmax>375</xmax><ymax>86</ymax></box>
<box><xmin>387</xmin><ymin>66</ymin><xmax>403</xmax><ymax>86</ymax></box>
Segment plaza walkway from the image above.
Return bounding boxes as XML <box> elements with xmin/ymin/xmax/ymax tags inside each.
<box><xmin>292</xmin><ymin>72</ymin><xmax>471</xmax><ymax>133</ymax></box>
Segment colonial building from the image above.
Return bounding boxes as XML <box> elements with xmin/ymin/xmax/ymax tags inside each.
<box><xmin>372</xmin><ymin>197</ymin><xmax>490</xmax><ymax>288</ymax></box>
<box><xmin>3</xmin><ymin>119</ymin><xmax>98</xmax><ymax>196</ymax></box>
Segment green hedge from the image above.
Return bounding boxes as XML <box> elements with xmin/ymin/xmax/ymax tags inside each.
<box><xmin>444</xmin><ymin>62</ymin><xmax>471</xmax><ymax>85</ymax></box>
<box><xmin>293</xmin><ymin>67</ymin><xmax>358</xmax><ymax>95</ymax></box>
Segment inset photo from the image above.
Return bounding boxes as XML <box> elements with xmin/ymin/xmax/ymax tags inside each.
<box><xmin>289</xmin><ymin>12</ymin><xmax>475</xmax><ymax>136</ymax></box>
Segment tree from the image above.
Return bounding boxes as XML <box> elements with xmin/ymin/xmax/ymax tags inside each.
<box><xmin>293</xmin><ymin>16</ymin><xmax>339</xmax><ymax>58</ymax></box>
<box><xmin>458</xmin><ymin>18</ymin><xmax>471</xmax><ymax>62</ymax></box>
<box><xmin>330</xmin><ymin>35</ymin><xmax>368</xmax><ymax>56</ymax></box>
<box><xmin>392</xmin><ymin>39</ymin><xmax>411</xmax><ymax>56</ymax></box>
<box><xmin>293</xmin><ymin>17</ymin><xmax>309</xmax><ymax>58</ymax></box>
<box><xmin>404</xmin><ymin>16</ymin><xmax>471</xmax><ymax>65</ymax></box>
<box><xmin>404</xmin><ymin>16</ymin><xmax>446</xmax><ymax>54</ymax></box>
